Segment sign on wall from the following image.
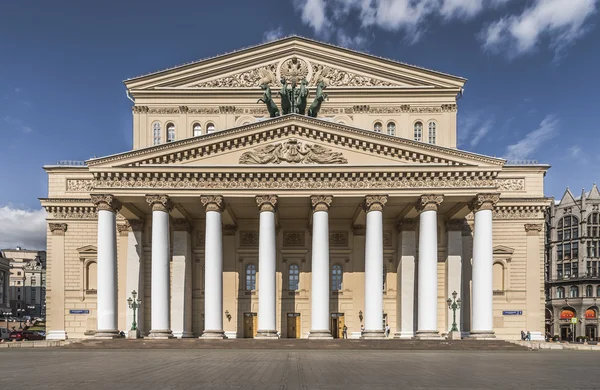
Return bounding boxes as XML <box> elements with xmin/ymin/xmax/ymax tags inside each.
<box><xmin>69</xmin><ymin>310</ymin><xmax>89</xmax><ymax>315</ymax></box>
<box><xmin>502</xmin><ymin>310</ymin><xmax>523</xmax><ymax>315</ymax></box>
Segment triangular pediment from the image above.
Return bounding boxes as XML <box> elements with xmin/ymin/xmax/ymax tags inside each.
<box><xmin>77</xmin><ymin>245</ymin><xmax>97</xmax><ymax>254</ymax></box>
<box><xmin>87</xmin><ymin>115</ymin><xmax>503</xmax><ymax>170</ymax></box>
<box><xmin>125</xmin><ymin>36</ymin><xmax>465</xmax><ymax>91</ymax></box>
<box><xmin>494</xmin><ymin>245</ymin><xmax>515</xmax><ymax>256</ymax></box>
<box><xmin>587</xmin><ymin>184</ymin><xmax>600</xmax><ymax>200</ymax></box>
<box><xmin>559</xmin><ymin>188</ymin><xmax>577</xmax><ymax>206</ymax></box>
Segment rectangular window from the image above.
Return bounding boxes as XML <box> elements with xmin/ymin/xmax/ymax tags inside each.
<box><xmin>564</xmin><ymin>263</ymin><xmax>571</xmax><ymax>276</ymax></box>
<box><xmin>573</xmin><ymin>228</ymin><xmax>579</xmax><ymax>239</ymax></box>
<box><xmin>564</xmin><ymin>229</ymin><xmax>571</xmax><ymax>240</ymax></box>
<box><xmin>564</xmin><ymin>243</ymin><xmax>571</xmax><ymax>260</ymax></box>
<box><xmin>556</xmin><ymin>266</ymin><xmax>563</xmax><ymax>279</ymax></box>
<box><xmin>573</xmin><ymin>242</ymin><xmax>579</xmax><ymax>258</ymax></box>
<box><xmin>557</xmin><ymin>244</ymin><xmax>563</xmax><ymax>260</ymax></box>
<box><xmin>572</xmin><ymin>262</ymin><xmax>578</xmax><ymax>277</ymax></box>
<box><xmin>558</xmin><ymin>230</ymin><xmax>563</xmax><ymax>241</ymax></box>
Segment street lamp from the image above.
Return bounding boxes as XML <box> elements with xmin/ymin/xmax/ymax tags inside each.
<box><xmin>446</xmin><ymin>291</ymin><xmax>462</xmax><ymax>333</ymax></box>
<box><xmin>16</xmin><ymin>308</ymin><xmax>25</xmax><ymax>328</ymax></box>
<box><xmin>127</xmin><ymin>290</ymin><xmax>142</xmax><ymax>331</ymax></box>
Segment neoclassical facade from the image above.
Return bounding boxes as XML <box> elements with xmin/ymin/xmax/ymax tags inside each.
<box><xmin>42</xmin><ymin>36</ymin><xmax>549</xmax><ymax>341</ymax></box>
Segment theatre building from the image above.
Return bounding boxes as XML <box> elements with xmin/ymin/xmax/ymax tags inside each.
<box><xmin>41</xmin><ymin>36</ymin><xmax>549</xmax><ymax>341</ymax></box>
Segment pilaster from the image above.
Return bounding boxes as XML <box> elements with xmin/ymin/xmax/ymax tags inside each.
<box><xmin>46</xmin><ymin>223</ymin><xmax>68</xmax><ymax>340</ymax></box>
<box><xmin>525</xmin><ymin>223</ymin><xmax>545</xmax><ymax>341</ymax></box>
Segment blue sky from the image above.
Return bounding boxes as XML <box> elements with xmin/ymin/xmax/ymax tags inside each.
<box><xmin>0</xmin><ymin>0</ymin><xmax>599</xmax><ymax>249</ymax></box>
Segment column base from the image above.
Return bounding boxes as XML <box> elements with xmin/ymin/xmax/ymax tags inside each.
<box><xmin>361</xmin><ymin>330</ymin><xmax>386</xmax><ymax>339</ymax></box>
<box><xmin>172</xmin><ymin>331</ymin><xmax>195</xmax><ymax>339</ymax></box>
<box><xmin>308</xmin><ymin>330</ymin><xmax>333</xmax><ymax>339</ymax></box>
<box><xmin>255</xmin><ymin>330</ymin><xmax>279</xmax><ymax>339</ymax></box>
<box><xmin>200</xmin><ymin>330</ymin><xmax>226</xmax><ymax>339</ymax></box>
<box><xmin>95</xmin><ymin>330</ymin><xmax>121</xmax><ymax>339</ymax></box>
<box><xmin>146</xmin><ymin>329</ymin><xmax>173</xmax><ymax>339</ymax></box>
<box><xmin>468</xmin><ymin>330</ymin><xmax>496</xmax><ymax>340</ymax></box>
<box><xmin>46</xmin><ymin>330</ymin><xmax>67</xmax><ymax>340</ymax></box>
<box><xmin>393</xmin><ymin>331</ymin><xmax>414</xmax><ymax>339</ymax></box>
<box><xmin>447</xmin><ymin>330</ymin><xmax>462</xmax><ymax>340</ymax></box>
<box><xmin>414</xmin><ymin>330</ymin><xmax>442</xmax><ymax>340</ymax></box>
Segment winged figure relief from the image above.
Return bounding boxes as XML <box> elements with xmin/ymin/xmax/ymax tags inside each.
<box><xmin>258</xmin><ymin>67</ymin><xmax>277</xmax><ymax>86</ymax></box>
<box><xmin>311</xmin><ymin>65</ymin><xmax>331</xmax><ymax>86</ymax></box>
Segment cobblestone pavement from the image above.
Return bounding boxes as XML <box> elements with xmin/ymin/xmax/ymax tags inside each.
<box><xmin>0</xmin><ymin>349</ymin><xmax>595</xmax><ymax>389</ymax></box>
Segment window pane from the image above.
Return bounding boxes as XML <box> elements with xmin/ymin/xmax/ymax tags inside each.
<box><xmin>414</xmin><ymin>122</ymin><xmax>422</xmax><ymax>142</ymax></box>
<box><xmin>428</xmin><ymin>122</ymin><xmax>436</xmax><ymax>144</ymax></box>
<box><xmin>289</xmin><ymin>264</ymin><xmax>299</xmax><ymax>291</ymax></box>
<box><xmin>374</xmin><ymin>122</ymin><xmax>382</xmax><ymax>133</ymax></box>
<box><xmin>386</xmin><ymin>122</ymin><xmax>395</xmax><ymax>136</ymax></box>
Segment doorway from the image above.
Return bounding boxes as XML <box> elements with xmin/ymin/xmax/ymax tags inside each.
<box><xmin>560</xmin><ymin>325</ymin><xmax>574</xmax><ymax>341</ymax></box>
<box><xmin>243</xmin><ymin>312</ymin><xmax>257</xmax><ymax>338</ymax></box>
<box><xmin>586</xmin><ymin>325</ymin><xmax>597</xmax><ymax>341</ymax></box>
<box><xmin>286</xmin><ymin>313</ymin><xmax>301</xmax><ymax>338</ymax></box>
<box><xmin>330</xmin><ymin>313</ymin><xmax>345</xmax><ymax>339</ymax></box>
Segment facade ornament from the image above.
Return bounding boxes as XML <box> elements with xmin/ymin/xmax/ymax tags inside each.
<box><xmin>418</xmin><ymin>195</ymin><xmax>443</xmax><ymax>212</ymax></box>
<box><xmin>196</xmin><ymin>230</ymin><xmax>205</xmax><ymax>247</ymax></box>
<box><xmin>172</xmin><ymin>218</ymin><xmax>192</xmax><ymax>232</ymax></box>
<box><xmin>311</xmin><ymin>195</ymin><xmax>333</xmax><ymax>212</ymax></box>
<box><xmin>383</xmin><ymin>231</ymin><xmax>392</xmax><ymax>247</ymax></box>
<box><xmin>239</xmin><ymin>138</ymin><xmax>347</xmax><ymax>164</ymax></box>
<box><xmin>145</xmin><ymin>194</ymin><xmax>173</xmax><ymax>212</ymax></box>
<box><xmin>24</xmin><ymin>260</ymin><xmax>43</xmax><ymax>270</ymax></box>
<box><xmin>66</xmin><ymin>179</ymin><xmax>94</xmax><ymax>192</ymax></box>
<box><xmin>352</xmin><ymin>224</ymin><xmax>366</xmax><ymax>236</ymax></box>
<box><xmin>219</xmin><ymin>106</ymin><xmax>236</xmax><ymax>114</ymax></box>
<box><xmin>223</xmin><ymin>224</ymin><xmax>237</xmax><ymax>236</ymax></box>
<box><xmin>187</xmin><ymin>107</ymin><xmax>220</xmax><ymax>114</ymax></box>
<box><xmin>91</xmin><ymin>194</ymin><xmax>121</xmax><ymax>212</ymax></box>
<box><xmin>329</xmin><ymin>231</ymin><xmax>349</xmax><ymax>247</ymax></box>
<box><xmin>396</xmin><ymin>218</ymin><xmax>417</xmax><ymax>231</ymax></box>
<box><xmin>441</xmin><ymin>104</ymin><xmax>458</xmax><ymax>112</ymax></box>
<box><xmin>132</xmin><ymin>106</ymin><xmax>149</xmax><ymax>114</ymax></box>
<box><xmin>117</xmin><ymin>223</ymin><xmax>130</xmax><ymax>236</ymax></box>
<box><xmin>195</xmin><ymin>63</ymin><xmax>279</xmax><ymax>88</ymax></box>
<box><xmin>496</xmin><ymin>179</ymin><xmax>525</xmax><ymax>191</ymax></box>
<box><xmin>200</xmin><ymin>195</ymin><xmax>224</xmax><ymax>212</ymax></box>
<box><xmin>471</xmin><ymin>193</ymin><xmax>500</xmax><ymax>212</ymax></box>
<box><xmin>364</xmin><ymin>195</ymin><xmax>388</xmax><ymax>212</ymax></box>
<box><xmin>524</xmin><ymin>223</ymin><xmax>543</xmax><ymax>235</ymax></box>
<box><xmin>446</xmin><ymin>219</ymin><xmax>466</xmax><ymax>231</ymax></box>
<box><xmin>128</xmin><ymin>219</ymin><xmax>144</xmax><ymax>232</ymax></box>
<box><xmin>281</xmin><ymin>57</ymin><xmax>310</xmax><ymax>85</ymax></box>
<box><xmin>49</xmin><ymin>223</ymin><xmax>68</xmax><ymax>235</ymax></box>
<box><xmin>256</xmin><ymin>195</ymin><xmax>278</xmax><ymax>212</ymax></box>
<box><xmin>147</xmin><ymin>107</ymin><xmax>180</xmax><ymax>114</ymax></box>
<box><xmin>283</xmin><ymin>231</ymin><xmax>305</xmax><ymax>247</ymax></box>
<box><xmin>239</xmin><ymin>231</ymin><xmax>259</xmax><ymax>247</ymax></box>
<box><xmin>310</xmin><ymin>63</ymin><xmax>395</xmax><ymax>87</ymax></box>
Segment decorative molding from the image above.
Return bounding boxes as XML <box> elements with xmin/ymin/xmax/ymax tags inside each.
<box><xmin>195</xmin><ymin>63</ymin><xmax>279</xmax><ymax>88</ymax></box>
<box><xmin>466</xmin><ymin>205</ymin><xmax>547</xmax><ymax>220</ymax></box>
<box><xmin>281</xmin><ymin>57</ymin><xmax>310</xmax><ymax>84</ymax></box>
<box><xmin>524</xmin><ymin>223</ymin><xmax>543</xmax><ymax>235</ymax></box>
<box><xmin>311</xmin><ymin>63</ymin><xmax>396</xmax><ymax>87</ymax></box>
<box><xmin>148</xmin><ymin>107</ymin><xmax>180</xmax><ymax>115</ymax></box>
<box><xmin>44</xmin><ymin>204</ymin><xmax>98</xmax><ymax>220</ymax></box>
<box><xmin>383</xmin><ymin>231</ymin><xmax>392</xmax><ymax>247</ymax></box>
<box><xmin>471</xmin><ymin>193</ymin><xmax>500</xmax><ymax>212</ymax></box>
<box><xmin>446</xmin><ymin>219</ymin><xmax>466</xmax><ymax>231</ymax></box>
<box><xmin>200</xmin><ymin>195</ymin><xmax>224</xmax><ymax>212</ymax></box>
<box><xmin>188</xmin><ymin>107</ymin><xmax>220</xmax><ymax>114</ymax></box>
<box><xmin>145</xmin><ymin>194</ymin><xmax>173</xmax><ymax>212</ymax></box>
<box><xmin>91</xmin><ymin>194</ymin><xmax>121</xmax><ymax>212</ymax></box>
<box><xmin>283</xmin><ymin>231</ymin><xmax>305</xmax><ymax>247</ymax></box>
<box><xmin>117</xmin><ymin>223</ymin><xmax>130</xmax><ymax>236</ymax></box>
<box><xmin>66</xmin><ymin>179</ymin><xmax>93</xmax><ymax>192</ymax></box>
<box><xmin>418</xmin><ymin>194</ymin><xmax>443</xmax><ymax>213</ymax></box>
<box><xmin>364</xmin><ymin>195</ymin><xmax>388</xmax><ymax>212</ymax></box>
<box><xmin>128</xmin><ymin>219</ymin><xmax>144</xmax><ymax>232</ymax></box>
<box><xmin>196</xmin><ymin>230</ymin><xmax>205</xmax><ymax>247</ymax></box>
<box><xmin>396</xmin><ymin>218</ymin><xmax>417</xmax><ymax>231</ymax></box>
<box><xmin>441</xmin><ymin>104</ymin><xmax>458</xmax><ymax>112</ymax></box>
<box><xmin>329</xmin><ymin>231</ymin><xmax>348</xmax><ymax>247</ymax></box>
<box><xmin>256</xmin><ymin>195</ymin><xmax>278</xmax><ymax>212</ymax></box>
<box><xmin>132</xmin><ymin>106</ymin><xmax>149</xmax><ymax>114</ymax></box>
<box><xmin>239</xmin><ymin>138</ymin><xmax>347</xmax><ymax>164</ymax></box>
<box><xmin>223</xmin><ymin>224</ymin><xmax>237</xmax><ymax>236</ymax></box>
<box><xmin>49</xmin><ymin>223</ymin><xmax>68</xmax><ymax>235</ymax></box>
<box><xmin>496</xmin><ymin>178</ymin><xmax>525</xmax><ymax>191</ymax></box>
<box><xmin>240</xmin><ymin>231</ymin><xmax>259</xmax><ymax>247</ymax></box>
<box><xmin>311</xmin><ymin>195</ymin><xmax>333</xmax><ymax>212</ymax></box>
<box><xmin>172</xmin><ymin>218</ymin><xmax>192</xmax><ymax>232</ymax></box>
<box><xmin>352</xmin><ymin>224</ymin><xmax>366</xmax><ymax>236</ymax></box>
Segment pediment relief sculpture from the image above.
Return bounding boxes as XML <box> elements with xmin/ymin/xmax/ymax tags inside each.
<box><xmin>239</xmin><ymin>138</ymin><xmax>347</xmax><ymax>165</ymax></box>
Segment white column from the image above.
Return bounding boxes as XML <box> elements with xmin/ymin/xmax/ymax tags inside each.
<box><xmin>525</xmin><ymin>223</ymin><xmax>545</xmax><ymax>341</ymax></box>
<box><xmin>201</xmin><ymin>195</ymin><xmax>226</xmax><ymax>339</ymax></box>
<box><xmin>146</xmin><ymin>195</ymin><xmax>173</xmax><ymax>339</ymax></box>
<box><xmin>363</xmin><ymin>195</ymin><xmax>388</xmax><ymax>339</ymax></box>
<box><xmin>46</xmin><ymin>223</ymin><xmax>68</xmax><ymax>340</ymax></box>
<box><xmin>92</xmin><ymin>195</ymin><xmax>121</xmax><ymax>339</ymax></box>
<box><xmin>171</xmin><ymin>219</ymin><xmax>194</xmax><ymax>338</ymax></box>
<box><xmin>255</xmin><ymin>195</ymin><xmax>278</xmax><ymax>338</ymax></box>
<box><xmin>309</xmin><ymin>195</ymin><xmax>333</xmax><ymax>339</ymax></box>
<box><xmin>125</xmin><ymin>220</ymin><xmax>144</xmax><ymax>337</ymax></box>
<box><xmin>416</xmin><ymin>195</ymin><xmax>443</xmax><ymax>339</ymax></box>
<box><xmin>395</xmin><ymin>219</ymin><xmax>417</xmax><ymax>338</ymax></box>
<box><xmin>470</xmin><ymin>194</ymin><xmax>498</xmax><ymax>339</ymax></box>
<box><xmin>446</xmin><ymin>220</ymin><xmax>463</xmax><ymax>334</ymax></box>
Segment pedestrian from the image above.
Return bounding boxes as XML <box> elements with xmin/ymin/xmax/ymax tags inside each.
<box><xmin>520</xmin><ymin>330</ymin><xmax>525</xmax><ymax>340</ymax></box>
<box><xmin>385</xmin><ymin>324</ymin><xmax>390</xmax><ymax>338</ymax></box>
<box><xmin>342</xmin><ymin>324</ymin><xmax>348</xmax><ymax>339</ymax></box>
<box><xmin>360</xmin><ymin>324</ymin><xmax>365</xmax><ymax>334</ymax></box>
<box><xmin>526</xmin><ymin>331</ymin><xmax>531</xmax><ymax>341</ymax></box>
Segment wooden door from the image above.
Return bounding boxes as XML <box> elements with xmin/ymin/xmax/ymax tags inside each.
<box><xmin>244</xmin><ymin>313</ymin><xmax>257</xmax><ymax>338</ymax></box>
<box><xmin>287</xmin><ymin>313</ymin><xmax>301</xmax><ymax>338</ymax></box>
<box><xmin>338</xmin><ymin>315</ymin><xmax>345</xmax><ymax>339</ymax></box>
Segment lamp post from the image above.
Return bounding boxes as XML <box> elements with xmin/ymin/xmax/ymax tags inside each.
<box><xmin>16</xmin><ymin>308</ymin><xmax>25</xmax><ymax>328</ymax></box>
<box><xmin>447</xmin><ymin>291</ymin><xmax>462</xmax><ymax>335</ymax></box>
<box><xmin>127</xmin><ymin>290</ymin><xmax>142</xmax><ymax>331</ymax></box>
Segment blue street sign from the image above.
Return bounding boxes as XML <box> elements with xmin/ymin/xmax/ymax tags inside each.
<box><xmin>69</xmin><ymin>310</ymin><xmax>90</xmax><ymax>314</ymax></box>
<box><xmin>502</xmin><ymin>310</ymin><xmax>523</xmax><ymax>315</ymax></box>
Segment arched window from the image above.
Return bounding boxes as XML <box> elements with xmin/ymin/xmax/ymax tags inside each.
<box><xmin>245</xmin><ymin>264</ymin><xmax>256</xmax><ymax>291</ymax></box>
<box><xmin>373</xmin><ymin>122</ymin><xmax>382</xmax><ymax>133</ymax></box>
<box><xmin>586</xmin><ymin>285</ymin><xmax>593</xmax><ymax>297</ymax></box>
<box><xmin>206</xmin><ymin>123</ymin><xmax>216</xmax><ymax>134</ymax></box>
<box><xmin>193</xmin><ymin>123</ymin><xmax>202</xmax><ymax>137</ymax></box>
<box><xmin>585</xmin><ymin>308</ymin><xmax>597</xmax><ymax>319</ymax></box>
<box><xmin>152</xmin><ymin>122</ymin><xmax>161</xmax><ymax>145</ymax></box>
<box><xmin>289</xmin><ymin>264</ymin><xmax>299</xmax><ymax>291</ymax></box>
<box><xmin>414</xmin><ymin>121</ymin><xmax>423</xmax><ymax>142</ymax></box>
<box><xmin>86</xmin><ymin>262</ymin><xmax>97</xmax><ymax>291</ymax></box>
<box><xmin>428</xmin><ymin>121</ymin><xmax>436</xmax><ymax>144</ymax></box>
<box><xmin>560</xmin><ymin>308</ymin><xmax>575</xmax><ymax>319</ymax></box>
<box><xmin>387</xmin><ymin>122</ymin><xmax>396</xmax><ymax>136</ymax></box>
<box><xmin>166</xmin><ymin>123</ymin><xmax>175</xmax><ymax>142</ymax></box>
<box><xmin>331</xmin><ymin>264</ymin><xmax>343</xmax><ymax>291</ymax></box>
<box><xmin>570</xmin><ymin>286</ymin><xmax>579</xmax><ymax>298</ymax></box>
<box><xmin>557</xmin><ymin>287</ymin><xmax>565</xmax><ymax>298</ymax></box>
<box><xmin>493</xmin><ymin>262</ymin><xmax>504</xmax><ymax>291</ymax></box>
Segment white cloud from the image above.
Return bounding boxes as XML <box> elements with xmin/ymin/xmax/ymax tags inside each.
<box><xmin>263</xmin><ymin>26</ymin><xmax>285</xmax><ymax>43</ymax></box>
<box><xmin>567</xmin><ymin>145</ymin><xmax>589</xmax><ymax>164</ymax></box>
<box><xmin>503</xmin><ymin>115</ymin><xmax>560</xmax><ymax>161</ymax></box>
<box><xmin>458</xmin><ymin>112</ymin><xmax>493</xmax><ymax>148</ymax></box>
<box><xmin>296</xmin><ymin>0</ymin><xmax>330</xmax><ymax>36</ymax></box>
<box><xmin>3</xmin><ymin>116</ymin><xmax>33</xmax><ymax>133</ymax></box>
<box><xmin>481</xmin><ymin>0</ymin><xmax>598</xmax><ymax>57</ymax></box>
<box><xmin>0</xmin><ymin>206</ymin><xmax>47</xmax><ymax>250</ymax></box>
<box><xmin>470</xmin><ymin>119</ymin><xmax>493</xmax><ymax>148</ymax></box>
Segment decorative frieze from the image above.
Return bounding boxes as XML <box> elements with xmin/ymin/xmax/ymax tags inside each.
<box><xmin>256</xmin><ymin>195</ymin><xmax>278</xmax><ymax>212</ymax></box>
<box><xmin>239</xmin><ymin>138</ymin><xmax>347</xmax><ymax>164</ymax></box>
<box><xmin>471</xmin><ymin>193</ymin><xmax>500</xmax><ymax>212</ymax></box>
<box><xmin>311</xmin><ymin>63</ymin><xmax>396</xmax><ymax>87</ymax></box>
<box><xmin>311</xmin><ymin>195</ymin><xmax>333</xmax><ymax>212</ymax></box>
<box><xmin>44</xmin><ymin>204</ymin><xmax>98</xmax><ymax>220</ymax></box>
<box><xmin>364</xmin><ymin>195</ymin><xmax>388</xmax><ymax>212</ymax></box>
<box><xmin>240</xmin><ymin>231</ymin><xmax>259</xmax><ymax>247</ymax></box>
<box><xmin>132</xmin><ymin>106</ymin><xmax>149</xmax><ymax>114</ymax></box>
<box><xmin>329</xmin><ymin>231</ymin><xmax>348</xmax><ymax>247</ymax></box>
<box><xmin>524</xmin><ymin>223</ymin><xmax>543</xmax><ymax>235</ymax></box>
<box><xmin>200</xmin><ymin>195</ymin><xmax>224</xmax><ymax>212</ymax></box>
<box><xmin>194</xmin><ymin>63</ymin><xmax>279</xmax><ymax>88</ymax></box>
<box><xmin>441</xmin><ymin>104</ymin><xmax>458</xmax><ymax>112</ymax></box>
<box><xmin>283</xmin><ymin>231</ymin><xmax>305</xmax><ymax>247</ymax></box>
<box><xmin>418</xmin><ymin>194</ymin><xmax>443</xmax><ymax>212</ymax></box>
<box><xmin>91</xmin><ymin>194</ymin><xmax>121</xmax><ymax>212</ymax></box>
<box><xmin>352</xmin><ymin>224</ymin><xmax>366</xmax><ymax>236</ymax></box>
<box><xmin>496</xmin><ymin>179</ymin><xmax>525</xmax><ymax>191</ymax></box>
<box><xmin>148</xmin><ymin>107</ymin><xmax>180</xmax><ymax>115</ymax></box>
<box><xmin>466</xmin><ymin>205</ymin><xmax>546</xmax><ymax>220</ymax></box>
<box><xmin>66</xmin><ymin>179</ymin><xmax>93</xmax><ymax>192</ymax></box>
<box><xmin>172</xmin><ymin>218</ymin><xmax>192</xmax><ymax>232</ymax></box>
<box><xmin>223</xmin><ymin>224</ymin><xmax>237</xmax><ymax>236</ymax></box>
<box><xmin>396</xmin><ymin>218</ymin><xmax>417</xmax><ymax>231</ymax></box>
<box><xmin>49</xmin><ymin>223</ymin><xmax>68</xmax><ymax>235</ymax></box>
<box><xmin>188</xmin><ymin>107</ymin><xmax>220</xmax><ymax>114</ymax></box>
<box><xmin>146</xmin><ymin>194</ymin><xmax>173</xmax><ymax>212</ymax></box>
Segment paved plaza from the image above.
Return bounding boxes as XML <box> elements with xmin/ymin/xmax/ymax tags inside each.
<box><xmin>0</xmin><ymin>349</ymin><xmax>596</xmax><ymax>389</ymax></box>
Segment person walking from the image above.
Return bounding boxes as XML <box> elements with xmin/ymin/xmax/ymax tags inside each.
<box><xmin>526</xmin><ymin>331</ymin><xmax>531</xmax><ymax>341</ymax></box>
<box><xmin>342</xmin><ymin>324</ymin><xmax>348</xmax><ymax>339</ymax></box>
<box><xmin>520</xmin><ymin>330</ymin><xmax>526</xmax><ymax>340</ymax></box>
<box><xmin>385</xmin><ymin>324</ymin><xmax>390</xmax><ymax>338</ymax></box>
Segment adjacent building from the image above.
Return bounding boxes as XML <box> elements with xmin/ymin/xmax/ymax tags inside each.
<box><xmin>0</xmin><ymin>252</ymin><xmax>10</xmax><ymax>316</ymax></box>
<box><xmin>546</xmin><ymin>185</ymin><xmax>600</xmax><ymax>341</ymax></box>
<box><xmin>41</xmin><ymin>36</ymin><xmax>549</xmax><ymax>341</ymax></box>
<box><xmin>1</xmin><ymin>248</ymin><xmax>47</xmax><ymax>319</ymax></box>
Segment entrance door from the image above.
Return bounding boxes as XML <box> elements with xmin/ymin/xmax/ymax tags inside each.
<box><xmin>287</xmin><ymin>313</ymin><xmax>301</xmax><ymax>338</ymax></box>
<box><xmin>330</xmin><ymin>313</ymin><xmax>344</xmax><ymax>339</ymax></box>
<box><xmin>586</xmin><ymin>325</ymin><xmax>597</xmax><ymax>341</ymax></box>
<box><xmin>243</xmin><ymin>313</ymin><xmax>257</xmax><ymax>338</ymax></box>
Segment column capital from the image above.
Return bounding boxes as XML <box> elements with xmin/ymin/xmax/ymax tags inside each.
<box><xmin>396</xmin><ymin>218</ymin><xmax>417</xmax><ymax>231</ymax></box>
<box><xmin>256</xmin><ymin>195</ymin><xmax>278</xmax><ymax>212</ymax></box>
<box><xmin>470</xmin><ymin>193</ymin><xmax>500</xmax><ymax>212</ymax></box>
<box><xmin>311</xmin><ymin>195</ymin><xmax>333</xmax><ymax>212</ymax></box>
<box><xmin>200</xmin><ymin>195</ymin><xmax>224</xmax><ymax>212</ymax></box>
<box><xmin>417</xmin><ymin>195</ymin><xmax>443</xmax><ymax>213</ymax></box>
<box><xmin>91</xmin><ymin>194</ymin><xmax>121</xmax><ymax>212</ymax></box>
<box><xmin>172</xmin><ymin>218</ymin><xmax>192</xmax><ymax>232</ymax></box>
<box><xmin>524</xmin><ymin>223</ymin><xmax>543</xmax><ymax>236</ymax></box>
<box><xmin>117</xmin><ymin>223</ymin><xmax>130</xmax><ymax>236</ymax></box>
<box><xmin>49</xmin><ymin>223</ymin><xmax>68</xmax><ymax>236</ymax></box>
<box><xmin>146</xmin><ymin>194</ymin><xmax>173</xmax><ymax>212</ymax></box>
<box><xmin>364</xmin><ymin>195</ymin><xmax>388</xmax><ymax>212</ymax></box>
